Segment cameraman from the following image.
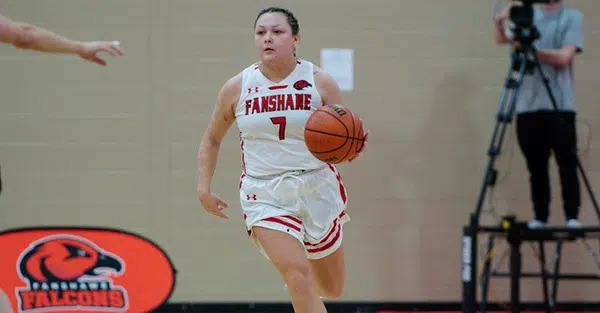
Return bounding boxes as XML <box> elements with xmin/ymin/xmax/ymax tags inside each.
<box><xmin>494</xmin><ymin>0</ymin><xmax>584</xmax><ymax>228</ymax></box>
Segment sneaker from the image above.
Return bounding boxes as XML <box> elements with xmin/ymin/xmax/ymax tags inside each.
<box><xmin>527</xmin><ymin>219</ymin><xmax>548</xmax><ymax>229</ymax></box>
<box><xmin>566</xmin><ymin>219</ymin><xmax>582</xmax><ymax>228</ymax></box>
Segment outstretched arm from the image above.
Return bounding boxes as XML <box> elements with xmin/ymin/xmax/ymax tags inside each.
<box><xmin>0</xmin><ymin>13</ymin><xmax>125</xmax><ymax>66</ymax></box>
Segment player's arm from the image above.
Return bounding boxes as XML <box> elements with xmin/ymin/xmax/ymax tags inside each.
<box><xmin>0</xmin><ymin>12</ymin><xmax>84</xmax><ymax>54</ymax></box>
<box><xmin>313</xmin><ymin>67</ymin><xmax>343</xmax><ymax>106</ymax></box>
<box><xmin>0</xmin><ymin>13</ymin><xmax>20</xmax><ymax>45</ymax></box>
<box><xmin>196</xmin><ymin>74</ymin><xmax>240</xmax><ymax>196</ymax></box>
<box><xmin>535</xmin><ymin>11</ymin><xmax>583</xmax><ymax>68</ymax></box>
<box><xmin>0</xmin><ymin>12</ymin><xmax>124</xmax><ymax>66</ymax></box>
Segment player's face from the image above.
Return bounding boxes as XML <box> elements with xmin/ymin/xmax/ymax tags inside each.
<box><xmin>254</xmin><ymin>13</ymin><xmax>298</xmax><ymax>63</ymax></box>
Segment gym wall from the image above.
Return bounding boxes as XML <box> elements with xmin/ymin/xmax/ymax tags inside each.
<box><xmin>1</xmin><ymin>0</ymin><xmax>599</xmax><ymax>304</ymax></box>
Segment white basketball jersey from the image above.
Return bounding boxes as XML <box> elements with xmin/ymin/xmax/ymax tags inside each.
<box><xmin>235</xmin><ymin>59</ymin><xmax>326</xmax><ymax>177</ymax></box>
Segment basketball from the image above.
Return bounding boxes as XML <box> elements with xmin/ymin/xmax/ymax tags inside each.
<box><xmin>304</xmin><ymin>104</ymin><xmax>366</xmax><ymax>164</ymax></box>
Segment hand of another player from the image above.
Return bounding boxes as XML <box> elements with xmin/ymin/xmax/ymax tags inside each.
<box><xmin>198</xmin><ymin>191</ymin><xmax>229</xmax><ymax>219</ymax></box>
<box><xmin>79</xmin><ymin>41</ymin><xmax>125</xmax><ymax>66</ymax></box>
<box><xmin>349</xmin><ymin>128</ymin><xmax>369</xmax><ymax>163</ymax></box>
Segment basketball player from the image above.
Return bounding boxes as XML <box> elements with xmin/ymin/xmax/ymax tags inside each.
<box><xmin>196</xmin><ymin>7</ymin><xmax>366</xmax><ymax>313</ymax></box>
<box><xmin>0</xmin><ymin>12</ymin><xmax>125</xmax><ymax>66</ymax></box>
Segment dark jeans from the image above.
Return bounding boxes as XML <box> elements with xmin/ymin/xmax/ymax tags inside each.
<box><xmin>516</xmin><ymin>111</ymin><xmax>580</xmax><ymax>222</ymax></box>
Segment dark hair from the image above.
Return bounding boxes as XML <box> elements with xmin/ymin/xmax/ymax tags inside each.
<box><xmin>253</xmin><ymin>7</ymin><xmax>299</xmax><ymax>36</ymax></box>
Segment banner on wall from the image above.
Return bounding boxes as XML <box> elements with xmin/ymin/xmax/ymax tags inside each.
<box><xmin>0</xmin><ymin>227</ymin><xmax>177</xmax><ymax>313</ymax></box>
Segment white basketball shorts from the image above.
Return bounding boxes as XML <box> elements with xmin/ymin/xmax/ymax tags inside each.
<box><xmin>239</xmin><ymin>164</ymin><xmax>350</xmax><ymax>260</ymax></box>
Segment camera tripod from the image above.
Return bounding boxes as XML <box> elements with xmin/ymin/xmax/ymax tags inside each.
<box><xmin>473</xmin><ymin>36</ymin><xmax>600</xmax><ymax>227</ymax></box>
<box><xmin>461</xmin><ymin>25</ymin><xmax>600</xmax><ymax>313</ymax></box>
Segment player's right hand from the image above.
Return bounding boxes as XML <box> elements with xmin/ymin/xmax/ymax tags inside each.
<box><xmin>349</xmin><ymin>129</ymin><xmax>368</xmax><ymax>162</ymax></box>
<box><xmin>198</xmin><ymin>191</ymin><xmax>229</xmax><ymax>219</ymax></box>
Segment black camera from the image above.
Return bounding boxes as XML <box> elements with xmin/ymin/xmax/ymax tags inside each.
<box><xmin>508</xmin><ymin>0</ymin><xmax>554</xmax><ymax>45</ymax></box>
<box><xmin>509</xmin><ymin>0</ymin><xmax>552</xmax><ymax>27</ymax></box>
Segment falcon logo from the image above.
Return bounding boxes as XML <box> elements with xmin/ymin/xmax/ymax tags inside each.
<box><xmin>15</xmin><ymin>235</ymin><xmax>128</xmax><ymax>312</ymax></box>
<box><xmin>293</xmin><ymin>80</ymin><xmax>312</xmax><ymax>91</ymax></box>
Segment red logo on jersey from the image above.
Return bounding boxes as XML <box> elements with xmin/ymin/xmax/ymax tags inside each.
<box><xmin>248</xmin><ymin>87</ymin><xmax>259</xmax><ymax>94</ymax></box>
<box><xmin>293</xmin><ymin>80</ymin><xmax>312</xmax><ymax>91</ymax></box>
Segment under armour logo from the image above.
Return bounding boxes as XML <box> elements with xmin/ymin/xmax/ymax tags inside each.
<box><xmin>247</xmin><ymin>87</ymin><xmax>259</xmax><ymax>94</ymax></box>
<box><xmin>246</xmin><ymin>194</ymin><xmax>257</xmax><ymax>200</ymax></box>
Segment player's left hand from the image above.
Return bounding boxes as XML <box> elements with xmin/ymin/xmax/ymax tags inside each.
<box><xmin>349</xmin><ymin>129</ymin><xmax>368</xmax><ymax>162</ymax></box>
<box><xmin>79</xmin><ymin>41</ymin><xmax>125</xmax><ymax>66</ymax></box>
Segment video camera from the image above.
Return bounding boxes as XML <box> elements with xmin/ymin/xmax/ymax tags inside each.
<box><xmin>508</xmin><ymin>0</ymin><xmax>555</xmax><ymax>45</ymax></box>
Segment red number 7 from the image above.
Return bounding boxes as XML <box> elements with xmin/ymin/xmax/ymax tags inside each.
<box><xmin>270</xmin><ymin>116</ymin><xmax>287</xmax><ymax>140</ymax></box>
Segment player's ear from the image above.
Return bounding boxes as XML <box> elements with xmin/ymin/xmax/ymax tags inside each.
<box><xmin>293</xmin><ymin>34</ymin><xmax>300</xmax><ymax>50</ymax></box>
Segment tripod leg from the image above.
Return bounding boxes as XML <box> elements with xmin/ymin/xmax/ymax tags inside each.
<box><xmin>473</xmin><ymin>52</ymin><xmax>529</xmax><ymax>221</ymax></box>
<box><xmin>575</xmin><ymin>159</ymin><xmax>600</xmax><ymax>222</ymax></box>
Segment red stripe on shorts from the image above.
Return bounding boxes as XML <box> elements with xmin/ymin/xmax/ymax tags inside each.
<box><xmin>306</xmin><ymin>224</ymin><xmax>341</xmax><ymax>253</ymax></box>
<box><xmin>280</xmin><ymin>215</ymin><xmax>302</xmax><ymax>225</ymax></box>
<box><xmin>264</xmin><ymin>217</ymin><xmax>302</xmax><ymax>232</ymax></box>
<box><xmin>304</xmin><ymin>218</ymin><xmax>338</xmax><ymax>246</ymax></box>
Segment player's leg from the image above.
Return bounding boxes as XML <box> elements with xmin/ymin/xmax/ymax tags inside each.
<box><xmin>240</xmin><ymin>173</ymin><xmax>327</xmax><ymax>313</ymax></box>
<box><xmin>252</xmin><ymin>226</ymin><xmax>327</xmax><ymax>313</ymax></box>
<box><xmin>306</xmin><ymin>212</ymin><xmax>349</xmax><ymax>299</ymax></box>
<box><xmin>310</xmin><ymin>242</ymin><xmax>345</xmax><ymax>299</ymax></box>
<box><xmin>303</xmin><ymin>164</ymin><xmax>350</xmax><ymax>299</ymax></box>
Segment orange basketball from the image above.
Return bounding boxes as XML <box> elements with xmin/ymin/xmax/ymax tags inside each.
<box><xmin>304</xmin><ymin>104</ymin><xmax>366</xmax><ymax>164</ymax></box>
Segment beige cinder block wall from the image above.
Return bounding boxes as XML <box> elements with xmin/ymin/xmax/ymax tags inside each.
<box><xmin>1</xmin><ymin>0</ymin><xmax>599</xmax><ymax>303</ymax></box>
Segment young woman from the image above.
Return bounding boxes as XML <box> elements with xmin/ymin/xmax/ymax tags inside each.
<box><xmin>196</xmin><ymin>6</ymin><xmax>367</xmax><ymax>313</ymax></box>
